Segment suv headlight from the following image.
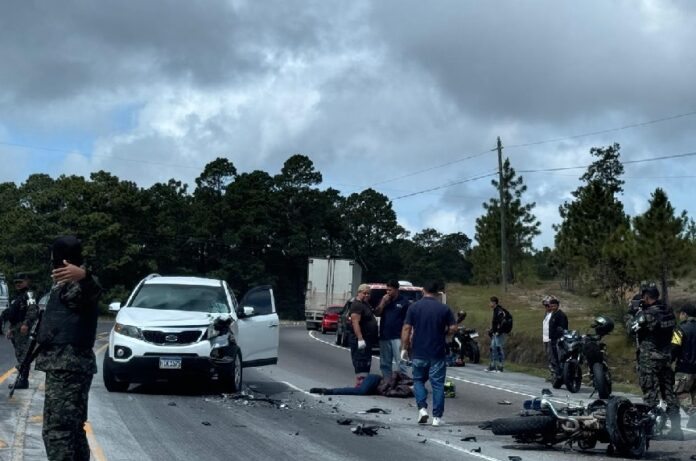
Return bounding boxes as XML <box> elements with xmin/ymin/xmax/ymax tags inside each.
<box><xmin>114</xmin><ymin>323</ymin><xmax>143</xmax><ymax>340</ymax></box>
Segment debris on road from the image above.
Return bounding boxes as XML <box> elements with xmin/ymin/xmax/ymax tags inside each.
<box><xmin>351</xmin><ymin>424</ymin><xmax>380</xmax><ymax>436</ymax></box>
<box><xmin>418</xmin><ymin>439</ymin><xmax>427</xmax><ymax>444</ymax></box>
<box><xmin>168</xmin><ymin>402</ymin><xmax>177</xmax><ymax>406</ymax></box>
<box><xmin>471</xmin><ymin>447</ymin><xmax>481</xmax><ymax>453</ymax></box>
<box><xmin>336</xmin><ymin>419</ymin><xmax>353</xmax><ymax>425</ymax></box>
<box><xmin>478</xmin><ymin>421</ymin><xmax>492</xmax><ymax>430</ymax></box>
<box><xmin>508</xmin><ymin>456</ymin><xmax>522</xmax><ymax>461</ymax></box>
<box><xmin>498</xmin><ymin>400</ymin><xmax>512</xmax><ymax>405</ymax></box>
<box><xmin>461</xmin><ymin>436</ymin><xmax>476</xmax><ymax>442</ymax></box>
<box><xmin>359</xmin><ymin>407</ymin><xmax>391</xmax><ymax>414</ymax></box>
<box><xmin>201</xmin><ymin>421</ymin><xmax>211</xmax><ymax>426</ymax></box>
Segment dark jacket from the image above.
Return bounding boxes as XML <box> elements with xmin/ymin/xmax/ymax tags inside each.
<box><xmin>673</xmin><ymin>318</ymin><xmax>696</xmax><ymax>374</ymax></box>
<box><xmin>637</xmin><ymin>302</ymin><xmax>676</xmax><ymax>353</ymax></box>
<box><xmin>549</xmin><ymin>309</ymin><xmax>568</xmax><ymax>342</ymax></box>
<box><xmin>38</xmin><ymin>275</ymin><xmax>101</xmax><ymax>349</ymax></box>
<box><xmin>1</xmin><ymin>289</ymin><xmax>29</xmax><ymax>326</ymax></box>
<box><xmin>490</xmin><ymin>305</ymin><xmax>506</xmax><ymax>334</ymax></box>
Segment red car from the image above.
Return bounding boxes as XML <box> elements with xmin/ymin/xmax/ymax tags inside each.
<box><xmin>320</xmin><ymin>305</ymin><xmax>343</xmax><ymax>334</ymax></box>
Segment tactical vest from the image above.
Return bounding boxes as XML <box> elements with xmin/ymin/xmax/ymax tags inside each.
<box><xmin>6</xmin><ymin>291</ymin><xmax>29</xmax><ymax>324</ymax></box>
<box><xmin>38</xmin><ymin>285</ymin><xmax>98</xmax><ymax>349</ymax></box>
<box><xmin>676</xmin><ymin>319</ymin><xmax>696</xmax><ymax>374</ymax></box>
<box><xmin>638</xmin><ymin>303</ymin><xmax>676</xmax><ymax>352</ymax></box>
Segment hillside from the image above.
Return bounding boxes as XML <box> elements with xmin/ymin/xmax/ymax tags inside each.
<box><xmin>445</xmin><ymin>281</ymin><xmax>690</xmax><ymax>393</ymax></box>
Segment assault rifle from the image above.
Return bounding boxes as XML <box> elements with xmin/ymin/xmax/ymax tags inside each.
<box><xmin>9</xmin><ymin>291</ymin><xmax>42</xmax><ymax>399</ymax></box>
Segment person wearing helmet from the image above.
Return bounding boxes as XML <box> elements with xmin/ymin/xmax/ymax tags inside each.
<box><xmin>0</xmin><ymin>272</ymin><xmax>38</xmax><ymax>390</ymax></box>
<box><xmin>671</xmin><ymin>303</ymin><xmax>696</xmax><ymax>429</ymax></box>
<box><xmin>632</xmin><ymin>286</ymin><xmax>683</xmax><ymax>440</ymax></box>
<box><xmin>544</xmin><ymin>296</ymin><xmax>567</xmax><ymax>386</ymax></box>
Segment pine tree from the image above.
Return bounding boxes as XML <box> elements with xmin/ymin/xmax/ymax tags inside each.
<box><xmin>471</xmin><ymin>158</ymin><xmax>540</xmax><ymax>284</ymax></box>
<box><xmin>633</xmin><ymin>188</ymin><xmax>691</xmax><ymax>305</ymax></box>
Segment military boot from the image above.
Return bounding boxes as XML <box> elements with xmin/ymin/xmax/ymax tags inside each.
<box><xmin>8</xmin><ymin>377</ymin><xmax>28</xmax><ymax>390</ymax></box>
<box><xmin>665</xmin><ymin>414</ymin><xmax>684</xmax><ymax>441</ymax></box>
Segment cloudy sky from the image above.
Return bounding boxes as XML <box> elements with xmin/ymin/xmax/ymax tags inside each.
<box><xmin>2</xmin><ymin>0</ymin><xmax>696</xmax><ymax>248</ymax></box>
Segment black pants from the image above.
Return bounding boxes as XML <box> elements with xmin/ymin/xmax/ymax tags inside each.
<box><xmin>545</xmin><ymin>341</ymin><xmax>561</xmax><ymax>380</ymax></box>
<box><xmin>349</xmin><ymin>333</ymin><xmax>373</xmax><ymax>374</ymax></box>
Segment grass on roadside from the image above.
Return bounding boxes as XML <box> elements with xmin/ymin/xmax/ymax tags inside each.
<box><xmin>446</xmin><ymin>281</ymin><xmax>641</xmax><ymax>394</ymax></box>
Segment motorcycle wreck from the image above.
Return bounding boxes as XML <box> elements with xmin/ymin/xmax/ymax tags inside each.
<box><xmin>484</xmin><ymin>392</ymin><xmax>666</xmax><ymax>459</ymax></box>
<box><xmin>447</xmin><ymin>311</ymin><xmax>480</xmax><ymax>366</ymax></box>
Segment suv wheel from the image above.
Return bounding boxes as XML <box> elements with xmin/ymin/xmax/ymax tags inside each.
<box><xmin>103</xmin><ymin>352</ymin><xmax>129</xmax><ymax>392</ymax></box>
<box><xmin>222</xmin><ymin>349</ymin><xmax>243</xmax><ymax>393</ymax></box>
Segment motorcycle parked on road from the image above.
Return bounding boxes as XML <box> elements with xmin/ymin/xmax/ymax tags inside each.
<box><xmin>486</xmin><ymin>392</ymin><xmax>663</xmax><ymax>458</ymax></box>
<box><xmin>447</xmin><ymin>311</ymin><xmax>481</xmax><ymax>365</ymax></box>
<box><xmin>555</xmin><ymin>315</ymin><xmax>614</xmax><ymax>398</ymax></box>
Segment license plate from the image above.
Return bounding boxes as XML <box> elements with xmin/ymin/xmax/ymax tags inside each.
<box><xmin>159</xmin><ymin>357</ymin><xmax>182</xmax><ymax>369</ymax></box>
<box><xmin>469</xmin><ymin>332</ymin><xmax>479</xmax><ymax>338</ymax></box>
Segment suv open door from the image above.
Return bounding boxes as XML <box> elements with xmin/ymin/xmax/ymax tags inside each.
<box><xmin>234</xmin><ymin>285</ymin><xmax>279</xmax><ymax>367</ymax></box>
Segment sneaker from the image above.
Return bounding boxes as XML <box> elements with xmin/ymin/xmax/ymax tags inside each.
<box><xmin>418</xmin><ymin>407</ymin><xmax>429</xmax><ymax>424</ymax></box>
<box><xmin>485</xmin><ymin>365</ymin><xmax>495</xmax><ymax>372</ymax></box>
<box><xmin>497</xmin><ymin>366</ymin><xmax>504</xmax><ymax>373</ymax></box>
<box><xmin>432</xmin><ymin>417</ymin><xmax>442</xmax><ymax>427</ymax></box>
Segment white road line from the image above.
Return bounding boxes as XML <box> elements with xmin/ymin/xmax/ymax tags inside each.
<box><xmin>280</xmin><ymin>381</ymin><xmax>320</xmax><ymax>399</ymax></box>
<box><xmin>308</xmin><ymin>329</ymin><xmax>696</xmax><ymax>432</ymax></box>
<box><xmin>430</xmin><ymin>439</ymin><xmax>504</xmax><ymax>461</ymax></box>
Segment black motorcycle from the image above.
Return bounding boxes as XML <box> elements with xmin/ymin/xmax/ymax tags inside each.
<box><xmin>447</xmin><ymin>311</ymin><xmax>481</xmax><ymax>365</ymax></box>
<box><xmin>486</xmin><ymin>392</ymin><xmax>664</xmax><ymax>458</ymax></box>
<box><xmin>555</xmin><ymin>316</ymin><xmax>614</xmax><ymax>397</ymax></box>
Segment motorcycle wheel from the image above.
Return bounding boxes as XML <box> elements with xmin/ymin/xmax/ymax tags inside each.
<box><xmin>577</xmin><ymin>438</ymin><xmax>597</xmax><ymax>450</ymax></box>
<box><xmin>606</xmin><ymin>397</ymin><xmax>647</xmax><ymax>459</ymax></box>
<box><xmin>490</xmin><ymin>416</ymin><xmax>556</xmax><ymax>436</ymax></box>
<box><xmin>469</xmin><ymin>343</ymin><xmax>481</xmax><ymax>364</ymax></box>
<box><xmin>563</xmin><ymin>361</ymin><xmax>582</xmax><ymax>393</ymax></box>
<box><xmin>592</xmin><ymin>362</ymin><xmax>611</xmax><ymax>399</ymax></box>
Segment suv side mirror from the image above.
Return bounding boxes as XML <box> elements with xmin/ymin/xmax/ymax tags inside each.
<box><xmin>242</xmin><ymin>306</ymin><xmax>255</xmax><ymax>317</ymax></box>
<box><xmin>109</xmin><ymin>301</ymin><xmax>122</xmax><ymax>312</ymax></box>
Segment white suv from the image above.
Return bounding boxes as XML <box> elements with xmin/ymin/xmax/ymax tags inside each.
<box><xmin>103</xmin><ymin>274</ymin><xmax>279</xmax><ymax>392</ymax></box>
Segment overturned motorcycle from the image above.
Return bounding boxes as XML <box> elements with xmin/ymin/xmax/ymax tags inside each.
<box><xmin>485</xmin><ymin>393</ymin><xmax>666</xmax><ymax>459</ymax></box>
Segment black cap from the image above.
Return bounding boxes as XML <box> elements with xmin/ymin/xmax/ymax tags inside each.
<box><xmin>641</xmin><ymin>286</ymin><xmax>660</xmax><ymax>300</ymax></box>
<box><xmin>51</xmin><ymin>236</ymin><xmax>84</xmax><ymax>269</ymax></box>
<box><xmin>13</xmin><ymin>272</ymin><xmax>31</xmax><ymax>282</ymax></box>
<box><xmin>680</xmin><ymin>303</ymin><xmax>696</xmax><ymax>317</ymax></box>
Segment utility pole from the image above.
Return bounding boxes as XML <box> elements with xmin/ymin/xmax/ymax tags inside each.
<box><xmin>497</xmin><ymin>137</ymin><xmax>507</xmax><ymax>292</ymax></box>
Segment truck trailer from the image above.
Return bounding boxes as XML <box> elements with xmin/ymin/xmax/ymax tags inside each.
<box><xmin>304</xmin><ymin>257</ymin><xmax>362</xmax><ymax>330</ymax></box>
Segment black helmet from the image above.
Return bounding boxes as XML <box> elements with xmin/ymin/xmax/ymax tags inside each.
<box><xmin>641</xmin><ymin>285</ymin><xmax>659</xmax><ymax>300</ymax></box>
<box><xmin>591</xmin><ymin>315</ymin><xmax>614</xmax><ymax>336</ymax></box>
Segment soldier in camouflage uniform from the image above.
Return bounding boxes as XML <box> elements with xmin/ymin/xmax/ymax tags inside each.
<box><xmin>671</xmin><ymin>303</ymin><xmax>696</xmax><ymax>429</ymax></box>
<box><xmin>36</xmin><ymin>236</ymin><xmax>101</xmax><ymax>461</ymax></box>
<box><xmin>0</xmin><ymin>273</ymin><xmax>38</xmax><ymax>389</ymax></box>
<box><xmin>630</xmin><ymin>286</ymin><xmax>683</xmax><ymax>440</ymax></box>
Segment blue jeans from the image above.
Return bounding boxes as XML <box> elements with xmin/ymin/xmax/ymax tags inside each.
<box><xmin>325</xmin><ymin>374</ymin><xmax>382</xmax><ymax>395</ymax></box>
<box><xmin>490</xmin><ymin>333</ymin><xmax>507</xmax><ymax>367</ymax></box>
<box><xmin>379</xmin><ymin>338</ymin><xmax>409</xmax><ymax>377</ymax></box>
<box><xmin>411</xmin><ymin>358</ymin><xmax>446</xmax><ymax>418</ymax></box>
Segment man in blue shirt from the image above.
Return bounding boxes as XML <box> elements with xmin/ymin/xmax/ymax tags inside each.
<box><xmin>375</xmin><ymin>279</ymin><xmax>410</xmax><ymax>378</ymax></box>
<box><xmin>401</xmin><ymin>280</ymin><xmax>456</xmax><ymax>427</ymax></box>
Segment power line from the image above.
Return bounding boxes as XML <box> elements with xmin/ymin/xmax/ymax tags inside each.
<box><xmin>517</xmin><ymin>150</ymin><xmax>696</xmax><ymax>174</ymax></box>
<box><xmin>391</xmin><ymin>171</ymin><xmax>498</xmax><ymax>200</ymax></box>
<box><xmin>505</xmin><ymin>110</ymin><xmax>696</xmax><ymax>150</ymax></box>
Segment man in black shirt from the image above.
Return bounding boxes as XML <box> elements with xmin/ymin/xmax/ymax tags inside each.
<box><xmin>349</xmin><ymin>284</ymin><xmax>378</xmax><ymax>385</ymax></box>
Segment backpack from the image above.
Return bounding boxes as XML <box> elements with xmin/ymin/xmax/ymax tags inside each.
<box><xmin>499</xmin><ymin>306</ymin><xmax>513</xmax><ymax>334</ymax></box>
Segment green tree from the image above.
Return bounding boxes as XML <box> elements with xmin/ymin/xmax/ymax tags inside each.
<box><xmin>633</xmin><ymin>188</ymin><xmax>691</xmax><ymax>305</ymax></box>
<box><xmin>470</xmin><ymin>158</ymin><xmax>540</xmax><ymax>284</ymax></box>
<box><xmin>554</xmin><ymin>143</ymin><xmax>630</xmax><ymax>303</ymax></box>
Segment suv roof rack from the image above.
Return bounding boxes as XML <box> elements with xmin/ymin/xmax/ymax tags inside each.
<box><xmin>143</xmin><ymin>273</ymin><xmax>161</xmax><ymax>281</ymax></box>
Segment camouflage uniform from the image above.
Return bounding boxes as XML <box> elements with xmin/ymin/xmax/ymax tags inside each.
<box><xmin>634</xmin><ymin>302</ymin><xmax>680</xmax><ymax>418</ymax></box>
<box><xmin>36</xmin><ymin>256</ymin><xmax>101</xmax><ymax>461</ymax></box>
<box><xmin>672</xmin><ymin>315</ymin><xmax>696</xmax><ymax>424</ymax></box>
<box><xmin>0</xmin><ymin>289</ymin><xmax>39</xmax><ymax>365</ymax></box>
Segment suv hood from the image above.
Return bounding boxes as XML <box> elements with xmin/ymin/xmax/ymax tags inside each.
<box><xmin>116</xmin><ymin>307</ymin><xmax>229</xmax><ymax>328</ymax></box>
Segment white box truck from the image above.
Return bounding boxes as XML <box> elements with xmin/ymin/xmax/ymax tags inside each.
<box><xmin>305</xmin><ymin>257</ymin><xmax>362</xmax><ymax>330</ymax></box>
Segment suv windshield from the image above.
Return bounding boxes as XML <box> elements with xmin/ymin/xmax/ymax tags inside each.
<box><xmin>129</xmin><ymin>284</ymin><xmax>230</xmax><ymax>313</ymax></box>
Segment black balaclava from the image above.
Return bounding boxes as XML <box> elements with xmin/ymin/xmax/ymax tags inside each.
<box><xmin>51</xmin><ymin>236</ymin><xmax>84</xmax><ymax>269</ymax></box>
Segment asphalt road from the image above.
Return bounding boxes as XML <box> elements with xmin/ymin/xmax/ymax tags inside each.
<box><xmin>0</xmin><ymin>324</ymin><xmax>693</xmax><ymax>461</ymax></box>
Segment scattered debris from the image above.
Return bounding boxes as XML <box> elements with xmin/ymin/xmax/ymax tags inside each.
<box><xmin>541</xmin><ymin>388</ymin><xmax>553</xmax><ymax>396</ymax></box>
<box><xmin>471</xmin><ymin>447</ymin><xmax>481</xmax><ymax>453</ymax></box>
<box><xmin>418</xmin><ymin>439</ymin><xmax>427</xmax><ymax>444</ymax></box>
<box><xmin>359</xmin><ymin>408</ymin><xmax>391</xmax><ymax>414</ymax></box>
<box><xmin>201</xmin><ymin>421</ymin><xmax>211</xmax><ymax>426</ymax></box>
<box><xmin>336</xmin><ymin>419</ymin><xmax>353</xmax><ymax>425</ymax></box>
<box><xmin>294</xmin><ymin>432</ymin><xmax>300</xmax><ymax>436</ymax></box>
<box><xmin>461</xmin><ymin>436</ymin><xmax>477</xmax><ymax>442</ymax></box>
<box><xmin>168</xmin><ymin>402</ymin><xmax>177</xmax><ymax>407</ymax></box>
<box><xmin>478</xmin><ymin>421</ymin><xmax>493</xmax><ymax>430</ymax></box>
<box><xmin>498</xmin><ymin>400</ymin><xmax>512</xmax><ymax>405</ymax></box>
<box><xmin>279</xmin><ymin>404</ymin><xmax>289</xmax><ymax>409</ymax></box>
<box><xmin>351</xmin><ymin>424</ymin><xmax>380</xmax><ymax>436</ymax></box>
<box><xmin>508</xmin><ymin>457</ymin><xmax>522</xmax><ymax>461</ymax></box>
